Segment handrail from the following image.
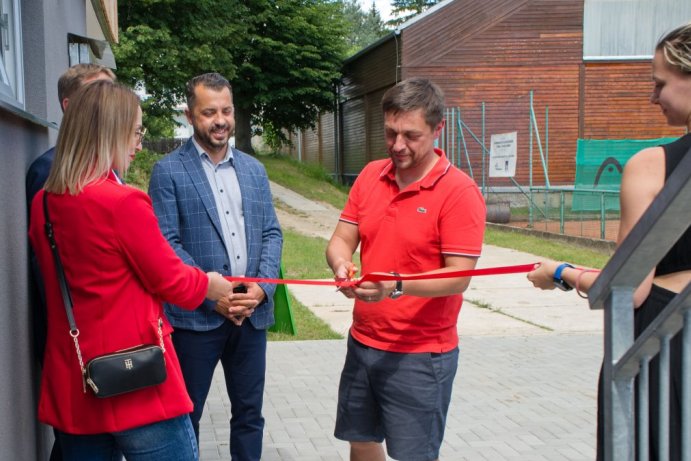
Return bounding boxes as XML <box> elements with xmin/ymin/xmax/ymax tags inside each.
<box><xmin>614</xmin><ymin>283</ymin><xmax>691</xmax><ymax>379</ymax></box>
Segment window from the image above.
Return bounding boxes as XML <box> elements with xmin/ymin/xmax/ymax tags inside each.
<box><xmin>0</xmin><ymin>0</ymin><xmax>23</xmax><ymax>105</ymax></box>
<box><xmin>68</xmin><ymin>33</ymin><xmax>117</xmax><ymax>69</ymax></box>
<box><xmin>583</xmin><ymin>0</ymin><xmax>691</xmax><ymax>60</ymax></box>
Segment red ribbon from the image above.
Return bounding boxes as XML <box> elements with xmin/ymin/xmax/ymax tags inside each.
<box><xmin>224</xmin><ymin>263</ymin><xmax>537</xmax><ymax>288</ymax></box>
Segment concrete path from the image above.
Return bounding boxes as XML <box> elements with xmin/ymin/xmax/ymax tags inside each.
<box><xmin>198</xmin><ymin>182</ymin><xmax>604</xmax><ymax>460</ymax></box>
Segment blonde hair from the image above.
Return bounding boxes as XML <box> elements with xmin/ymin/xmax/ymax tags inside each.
<box><xmin>656</xmin><ymin>21</ymin><xmax>691</xmax><ymax>75</ymax></box>
<box><xmin>44</xmin><ymin>80</ymin><xmax>139</xmax><ymax>194</ymax></box>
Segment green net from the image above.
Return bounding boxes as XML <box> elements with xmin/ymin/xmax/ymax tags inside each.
<box><xmin>573</xmin><ymin>138</ymin><xmax>677</xmax><ymax>211</ymax></box>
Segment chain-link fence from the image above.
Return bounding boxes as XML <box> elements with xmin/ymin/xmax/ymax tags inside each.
<box><xmin>488</xmin><ymin>187</ymin><xmax>620</xmax><ymax>242</ymax></box>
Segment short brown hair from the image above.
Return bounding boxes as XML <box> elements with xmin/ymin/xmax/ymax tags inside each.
<box><xmin>57</xmin><ymin>64</ymin><xmax>116</xmax><ymax>106</ymax></box>
<box><xmin>381</xmin><ymin>78</ymin><xmax>445</xmax><ymax>129</ymax></box>
<box><xmin>185</xmin><ymin>73</ymin><xmax>233</xmax><ymax>110</ymax></box>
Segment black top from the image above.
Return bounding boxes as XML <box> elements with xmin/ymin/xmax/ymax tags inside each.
<box><xmin>656</xmin><ymin>133</ymin><xmax>691</xmax><ymax>276</ymax></box>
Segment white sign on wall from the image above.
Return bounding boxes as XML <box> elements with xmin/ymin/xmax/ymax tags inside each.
<box><xmin>489</xmin><ymin>132</ymin><xmax>517</xmax><ymax>178</ymax></box>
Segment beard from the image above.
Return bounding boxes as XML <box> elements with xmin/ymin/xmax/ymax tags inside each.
<box><xmin>194</xmin><ymin>123</ymin><xmax>233</xmax><ymax>151</ymax></box>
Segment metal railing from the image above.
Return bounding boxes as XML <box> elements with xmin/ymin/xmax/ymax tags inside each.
<box><xmin>589</xmin><ymin>146</ymin><xmax>691</xmax><ymax>460</ymax></box>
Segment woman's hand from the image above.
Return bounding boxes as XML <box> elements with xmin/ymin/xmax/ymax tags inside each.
<box><xmin>206</xmin><ymin>271</ymin><xmax>233</xmax><ymax>300</ymax></box>
<box><xmin>526</xmin><ymin>261</ymin><xmax>559</xmax><ymax>290</ymax></box>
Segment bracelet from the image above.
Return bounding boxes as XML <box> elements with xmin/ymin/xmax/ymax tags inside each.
<box><xmin>575</xmin><ymin>269</ymin><xmax>600</xmax><ymax>299</ymax></box>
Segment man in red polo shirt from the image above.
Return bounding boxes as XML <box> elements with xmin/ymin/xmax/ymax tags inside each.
<box><xmin>326</xmin><ymin>77</ymin><xmax>486</xmax><ymax>461</ymax></box>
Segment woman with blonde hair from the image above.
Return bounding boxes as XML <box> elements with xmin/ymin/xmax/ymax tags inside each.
<box><xmin>29</xmin><ymin>79</ymin><xmax>232</xmax><ymax>460</ymax></box>
<box><xmin>527</xmin><ymin>21</ymin><xmax>691</xmax><ymax>460</ymax></box>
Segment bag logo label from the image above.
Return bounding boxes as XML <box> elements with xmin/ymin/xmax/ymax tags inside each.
<box><xmin>124</xmin><ymin>358</ymin><xmax>133</xmax><ymax>370</ymax></box>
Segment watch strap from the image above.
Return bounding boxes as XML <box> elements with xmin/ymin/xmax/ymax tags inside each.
<box><xmin>553</xmin><ymin>263</ymin><xmax>574</xmax><ymax>291</ymax></box>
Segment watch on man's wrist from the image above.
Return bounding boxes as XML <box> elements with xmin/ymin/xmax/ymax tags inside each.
<box><xmin>389</xmin><ymin>272</ymin><xmax>403</xmax><ymax>299</ymax></box>
<box><xmin>553</xmin><ymin>263</ymin><xmax>574</xmax><ymax>291</ymax></box>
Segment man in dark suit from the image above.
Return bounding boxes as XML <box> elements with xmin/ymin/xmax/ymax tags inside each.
<box><xmin>25</xmin><ymin>63</ymin><xmax>115</xmax><ymax>461</ymax></box>
<box><xmin>149</xmin><ymin>72</ymin><xmax>283</xmax><ymax>461</ymax></box>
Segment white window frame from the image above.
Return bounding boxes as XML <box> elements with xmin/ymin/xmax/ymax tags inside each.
<box><xmin>0</xmin><ymin>0</ymin><xmax>24</xmax><ymax>107</ymax></box>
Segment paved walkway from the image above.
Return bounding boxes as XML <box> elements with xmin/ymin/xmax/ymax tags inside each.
<box><xmin>198</xmin><ymin>182</ymin><xmax>605</xmax><ymax>460</ymax></box>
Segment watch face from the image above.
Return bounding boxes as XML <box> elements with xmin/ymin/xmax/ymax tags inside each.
<box><xmin>389</xmin><ymin>290</ymin><xmax>403</xmax><ymax>299</ymax></box>
<box><xmin>553</xmin><ymin>279</ymin><xmax>572</xmax><ymax>291</ymax></box>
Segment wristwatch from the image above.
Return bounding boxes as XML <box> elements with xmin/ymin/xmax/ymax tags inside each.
<box><xmin>389</xmin><ymin>272</ymin><xmax>404</xmax><ymax>299</ymax></box>
<box><xmin>553</xmin><ymin>263</ymin><xmax>574</xmax><ymax>291</ymax></box>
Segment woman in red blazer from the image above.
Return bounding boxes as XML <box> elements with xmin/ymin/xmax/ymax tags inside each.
<box><xmin>29</xmin><ymin>80</ymin><xmax>232</xmax><ymax>460</ymax></box>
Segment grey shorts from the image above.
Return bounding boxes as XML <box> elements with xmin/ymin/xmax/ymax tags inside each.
<box><xmin>334</xmin><ymin>334</ymin><xmax>459</xmax><ymax>461</ymax></box>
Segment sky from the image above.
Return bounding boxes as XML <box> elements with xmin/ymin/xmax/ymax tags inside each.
<box><xmin>358</xmin><ymin>0</ymin><xmax>393</xmax><ymax>22</ymax></box>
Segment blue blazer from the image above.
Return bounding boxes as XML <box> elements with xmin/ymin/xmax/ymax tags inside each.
<box><xmin>149</xmin><ymin>139</ymin><xmax>283</xmax><ymax>331</ymax></box>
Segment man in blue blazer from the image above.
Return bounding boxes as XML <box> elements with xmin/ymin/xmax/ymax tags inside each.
<box><xmin>149</xmin><ymin>73</ymin><xmax>282</xmax><ymax>461</ymax></box>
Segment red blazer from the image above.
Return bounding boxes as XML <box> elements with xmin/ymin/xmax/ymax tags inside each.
<box><xmin>29</xmin><ymin>175</ymin><xmax>208</xmax><ymax>434</ymax></box>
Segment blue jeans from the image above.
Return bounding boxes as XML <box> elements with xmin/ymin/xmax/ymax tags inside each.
<box><xmin>56</xmin><ymin>415</ymin><xmax>198</xmax><ymax>461</ymax></box>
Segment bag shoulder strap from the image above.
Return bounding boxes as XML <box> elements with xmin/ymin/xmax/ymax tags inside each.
<box><xmin>43</xmin><ymin>192</ymin><xmax>78</xmax><ymax>333</ymax></box>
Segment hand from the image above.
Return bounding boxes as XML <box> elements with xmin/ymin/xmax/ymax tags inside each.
<box><xmin>334</xmin><ymin>262</ymin><xmax>359</xmax><ymax>298</ymax></box>
<box><xmin>206</xmin><ymin>272</ymin><xmax>233</xmax><ymax>300</ymax></box>
<box><xmin>215</xmin><ymin>296</ymin><xmax>251</xmax><ymax>326</ymax></box>
<box><xmin>214</xmin><ymin>281</ymin><xmax>265</xmax><ymax>326</ymax></box>
<box><xmin>353</xmin><ymin>275</ymin><xmax>396</xmax><ymax>303</ymax></box>
<box><xmin>526</xmin><ymin>261</ymin><xmax>559</xmax><ymax>290</ymax></box>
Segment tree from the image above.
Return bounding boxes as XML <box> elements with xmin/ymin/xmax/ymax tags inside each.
<box><xmin>232</xmin><ymin>0</ymin><xmax>348</xmax><ymax>153</ymax></box>
<box><xmin>388</xmin><ymin>0</ymin><xmax>440</xmax><ymax>27</ymax></box>
<box><xmin>115</xmin><ymin>0</ymin><xmax>247</xmax><ymax>137</ymax></box>
<box><xmin>115</xmin><ymin>0</ymin><xmax>348</xmax><ymax>154</ymax></box>
<box><xmin>341</xmin><ymin>0</ymin><xmax>389</xmax><ymax>56</ymax></box>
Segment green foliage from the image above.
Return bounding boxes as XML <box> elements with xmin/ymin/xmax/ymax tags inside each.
<box><xmin>341</xmin><ymin>0</ymin><xmax>389</xmax><ymax>56</ymax></box>
<box><xmin>387</xmin><ymin>0</ymin><xmax>440</xmax><ymax>26</ymax></box>
<box><xmin>116</xmin><ymin>0</ymin><xmax>349</xmax><ymax>148</ymax></box>
<box><xmin>124</xmin><ymin>148</ymin><xmax>164</xmax><ymax>191</ymax></box>
<box><xmin>115</xmin><ymin>0</ymin><xmax>245</xmax><ymax>139</ymax></box>
<box><xmin>233</xmin><ymin>0</ymin><xmax>349</xmax><ymax>149</ymax></box>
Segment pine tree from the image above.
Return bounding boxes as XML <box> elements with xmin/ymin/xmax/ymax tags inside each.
<box><xmin>388</xmin><ymin>0</ymin><xmax>440</xmax><ymax>27</ymax></box>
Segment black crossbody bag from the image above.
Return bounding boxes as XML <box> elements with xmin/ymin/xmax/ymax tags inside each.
<box><xmin>43</xmin><ymin>193</ymin><xmax>167</xmax><ymax>398</ymax></box>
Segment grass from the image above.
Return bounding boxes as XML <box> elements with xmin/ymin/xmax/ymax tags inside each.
<box><xmin>268</xmin><ymin>229</ymin><xmax>343</xmax><ymax>340</ymax></box>
<box><xmin>484</xmin><ymin>227</ymin><xmax>610</xmax><ymax>269</ymax></box>
<box><xmin>280</xmin><ymin>228</ymin><xmax>334</xmax><ymax>279</ymax></box>
<box><xmin>258</xmin><ymin>153</ymin><xmax>350</xmax><ymax>209</ymax></box>
<box><xmin>268</xmin><ymin>291</ymin><xmax>342</xmax><ymax>341</ymax></box>
<box><xmin>266</xmin><ymin>228</ymin><xmax>362</xmax><ymax>341</ymax></box>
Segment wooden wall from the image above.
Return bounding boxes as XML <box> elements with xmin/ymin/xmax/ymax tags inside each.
<box><xmin>281</xmin><ymin>112</ymin><xmax>337</xmax><ymax>175</ymax></box>
<box><xmin>402</xmin><ymin>0</ymin><xmax>583</xmax><ymax>186</ymax></box>
<box><xmin>582</xmin><ymin>61</ymin><xmax>685</xmax><ymax>139</ymax></box>
<box><xmin>339</xmin><ymin>38</ymin><xmax>399</xmax><ymax>180</ymax></box>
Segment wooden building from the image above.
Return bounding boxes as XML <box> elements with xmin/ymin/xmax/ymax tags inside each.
<box><xmin>283</xmin><ymin>0</ymin><xmax>687</xmax><ymax>187</ymax></box>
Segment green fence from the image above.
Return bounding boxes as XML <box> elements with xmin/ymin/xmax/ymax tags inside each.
<box><xmin>573</xmin><ymin>138</ymin><xmax>676</xmax><ymax>211</ymax></box>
